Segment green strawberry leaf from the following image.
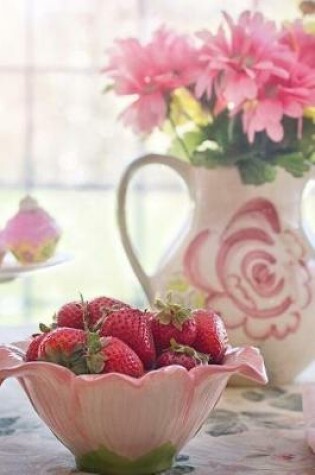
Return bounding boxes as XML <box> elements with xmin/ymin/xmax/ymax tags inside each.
<box><xmin>87</xmin><ymin>332</ymin><xmax>102</xmax><ymax>353</ymax></box>
<box><xmin>86</xmin><ymin>352</ymin><xmax>105</xmax><ymax>374</ymax></box>
<box><xmin>69</xmin><ymin>349</ymin><xmax>90</xmax><ymax>375</ymax></box>
<box><xmin>170</xmin><ymin>338</ymin><xmax>209</xmax><ymax>364</ymax></box>
<box><xmin>86</xmin><ymin>332</ymin><xmax>106</xmax><ymax>374</ymax></box>
<box><xmin>39</xmin><ymin>322</ymin><xmax>52</xmax><ymax>333</ymax></box>
<box><xmin>154</xmin><ymin>295</ymin><xmax>191</xmax><ymax>330</ymax></box>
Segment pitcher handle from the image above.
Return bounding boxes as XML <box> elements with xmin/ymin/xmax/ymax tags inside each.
<box><xmin>117</xmin><ymin>154</ymin><xmax>193</xmax><ymax>303</ymax></box>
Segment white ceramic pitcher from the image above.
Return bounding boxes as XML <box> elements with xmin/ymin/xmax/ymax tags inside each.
<box><xmin>117</xmin><ymin>154</ymin><xmax>315</xmax><ymax>384</ymax></box>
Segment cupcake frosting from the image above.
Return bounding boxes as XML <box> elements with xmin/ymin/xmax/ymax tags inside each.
<box><xmin>5</xmin><ymin>195</ymin><xmax>61</xmax><ymax>246</ymax></box>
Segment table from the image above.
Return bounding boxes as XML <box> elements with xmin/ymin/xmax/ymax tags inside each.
<box><xmin>0</xmin><ymin>379</ymin><xmax>315</xmax><ymax>475</ymax></box>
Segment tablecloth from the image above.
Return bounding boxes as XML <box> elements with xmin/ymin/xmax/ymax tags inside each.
<box><xmin>1</xmin><ymin>378</ymin><xmax>315</xmax><ymax>475</ymax></box>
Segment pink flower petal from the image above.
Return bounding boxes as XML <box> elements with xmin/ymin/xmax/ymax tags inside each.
<box><xmin>266</xmin><ymin>121</ymin><xmax>284</xmax><ymax>142</ymax></box>
<box><xmin>121</xmin><ymin>93</ymin><xmax>167</xmax><ymax>134</ymax></box>
<box><xmin>224</xmin><ymin>73</ymin><xmax>257</xmax><ymax>106</ymax></box>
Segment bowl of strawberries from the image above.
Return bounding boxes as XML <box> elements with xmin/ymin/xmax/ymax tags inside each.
<box><xmin>0</xmin><ymin>294</ymin><xmax>267</xmax><ymax>475</ymax></box>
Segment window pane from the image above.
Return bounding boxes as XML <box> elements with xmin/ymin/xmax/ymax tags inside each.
<box><xmin>143</xmin><ymin>0</ymin><xmax>301</xmax><ymax>33</ymax></box>
<box><xmin>127</xmin><ymin>185</ymin><xmax>190</xmax><ymax>276</ymax></box>
<box><xmin>33</xmin><ymin>0</ymin><xmax>139</xmax><ymax>69</ymax></box>
<box><xmin>0</xmin><ymin>74</ymin><xmax>25</xmax><ymax>184</ymax></box>
<box><xmin>254</xmin><ymin>0</ymin><xmax>300</xmax><ymax>21</ymax></box>
<box><xmin>33</xmin><ymin>73</ymin><xmax>139</xmax><ymax>185</ymax></box>
<box><xmin>0</xmin><ymin>0</ymin><xmax>26</xmax><ymax>66</ymax></box>
<box><xmin>142</xmin><ymin>0</ymin><xmax>255</xmax><ymax>33</ymax></box>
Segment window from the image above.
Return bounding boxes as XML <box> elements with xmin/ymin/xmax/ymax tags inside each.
<box><xmin>0</xmin><ymin>0</ymin><xmax>304</xmax><ymax>326</ymax></box>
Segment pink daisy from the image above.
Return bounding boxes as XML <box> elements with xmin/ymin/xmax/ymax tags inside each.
<box><xmin>280</xmin><ymin>21</ymin><xmax>315</xmax><ymax>69</ymax></box>
<box><xmin>241</xmin><ymin>67</ymin><xmax>315</xmax><ymax>143</ymax></box>
<box><xmin>105</xmin><ymin>28</ymin><xmax>198</xmax><ymax>134</ymax></box>
<box><xmin>196</xmin><ymin>11</ymin><xmax>293</xmax><ymax>107</ymax></box>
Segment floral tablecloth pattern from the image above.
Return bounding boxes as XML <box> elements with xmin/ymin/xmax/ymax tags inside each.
<box><xmin>0</xmin><ymin>380</ymin><xmax>315</xmax><ymax>475</ymax></box>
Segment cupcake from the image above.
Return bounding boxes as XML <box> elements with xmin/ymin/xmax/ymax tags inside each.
<box><xmin>0</xmin><ymin>230</ymin><xmax>7</xmax><ymax>265</ymax></box>
<box><xmin>5</xmin><ymin>196</ymin><xmax>61</xmax><ymax>264</ymax></box>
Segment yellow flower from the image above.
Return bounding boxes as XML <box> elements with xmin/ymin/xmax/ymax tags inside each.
<box><xmin>170</xmin><ymin>88</ymin><xmax>209</xmax><ymax>126</ymax></box>
<box><xmin>304</xmin><ymin>21</ymin><xmax>315</xmax><ymax>34</ymax></box>
<box><xmin>304</xmin><ymin>107</ymin><xmax>315</xmax><ymax>121</ymax></box>
<box><xmin>166</xmin><ymin>274</ymin><xmax>206</xmax><ymax>308</ymax></box>
<box><xmin>167</xmin><ymin>274</ymin><xmax>189</xmax><ymax>292</ymax></box>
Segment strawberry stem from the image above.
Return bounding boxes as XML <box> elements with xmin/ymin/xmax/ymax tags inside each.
<box><xmin>154</xmin><ymin>294</ymin><xmax>192</xmax><ymax>330</ymax></box>
<box><xmin>39</xmin><ymin>323</ymin><xmax>52</xmax><ymax>333</ymax></box>
<box><xmin>169</xmin><ymin>338</ymin><xmax>210</xmax><ymax>365</ymax></box>
<box><xmin>85</xmin><ymin>331</ymin><xmax>106</xmax><ymax>374</ymax></box>
<box><xmin>79</xmin><ymin>294</ymin><xmax>91</xmax><ymax>332</ymax></box>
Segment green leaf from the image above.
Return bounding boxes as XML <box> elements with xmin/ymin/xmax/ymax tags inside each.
<box><xmin>191</xmin><ymin>146</ymin><xmax>256</xmax><ymax>169</ymax></box>
<box><xmin>276</xmin><ymin>152</ymin><xmax>310</xmax><ymax>177</ymax></box>
<box><xmin>190</xmin><ymin>150</ymin><xmax>223</xmax><ymax>168</ymax></box>
<box><xmin>168</xmin><ymin>129</ymin><xmax>205</xmax><ymax>161</ymax></box>
<box><xmin>310</xmin><ymin>151</ymin><xmax>315</xmax><ymax>163</ymax></box>
<box><xmin>238</xmin><ymin>158</ymin><xmax>277</xmax><ymax>185</ymax></box>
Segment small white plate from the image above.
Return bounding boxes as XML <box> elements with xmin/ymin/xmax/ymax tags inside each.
<box><xmin>0</xmin><ymin>252</ymin><xmax>73</xmax><ymax>282</ymax></box>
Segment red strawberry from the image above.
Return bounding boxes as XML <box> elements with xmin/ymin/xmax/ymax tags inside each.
<box><xmin>38</xmin><ymin>328</ymin><xmax>88</xmax><ymax>374</ymax></box>
<box><xmin>100</xmin><ymin>308</ymin><xmax>156</xmax><ymax>369</ymax></box>
<box><xmin>192</xmin><ymin>309</ymin><xmax>229</xmax><ymax>363</ymax></box>
<box><xmin>56</xmin><ymin>301</ymin><xmax>85</xmax><ymax>329</ymax></box>
<box><xmin>88</xmin><ymin>296</ymin><xmax>129</xmax><ymax>327</ymax></box>
<box><xmin>156</xmin><ymin>339</ymin><xmax>209</xmax><ymax>371</ymax></box>
<box><xmin>87</xmin><ymin>336</ymin><xmax>144</xmax><ymax>378</ymax></box>
<box><xmin>151</xmin><ymin>297</ymin><xmax>197</xmax><ymax>352</ymax></box>
<box><xmin>25</xmin><ymin>334</ymin><xmax>46</xmax><ymax>362</ymax></box>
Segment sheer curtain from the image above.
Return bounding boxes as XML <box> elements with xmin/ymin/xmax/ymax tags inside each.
<box><xmin>0</xmin><ymin>0</ymin><xmax>301</xmax><ymax>326</ymax></box>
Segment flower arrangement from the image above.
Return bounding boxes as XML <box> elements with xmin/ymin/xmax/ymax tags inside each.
<box><xmin>105</xmin><ymin>11</ymin><xmax>315</xmax><ymax>185</ymax></box>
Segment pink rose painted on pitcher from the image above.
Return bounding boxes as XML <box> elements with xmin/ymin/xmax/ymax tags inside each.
<box><xmin>184</xmin><ymin>198</ymin><xmax>312</xmax><ymax>340</ymax></box>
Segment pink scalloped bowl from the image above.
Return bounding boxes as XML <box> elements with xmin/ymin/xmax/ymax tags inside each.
<box><xmin>0</xmin><ymin>342</ymin><xmax>267</xmax><ymax>475</ymax></box>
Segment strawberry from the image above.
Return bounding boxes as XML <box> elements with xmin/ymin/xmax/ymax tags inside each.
<box><xmin>38</xmin><ymin>328</ymin><xmax>88</xmax><ymax>374</ymax></box>
<box><xmin>156</xmin><ymin>339</ymin><xmax>209</xmax><ymax>371</ymax></box>
<box><xmin>25</xmin><ymin>334</ymin><xmax>46</xmax><ymax>362</ymax></box>
<box><xmin>151</xmin><ymin>296</ymin><xmax>197</xmax><ymax>352</ymax></box>
<box><xmin>25</xmin><ymin>323</ymin><xmax>52</xmax><ymax>362</ymax></box>
<box><xmin>56</xmin><ymin>296</ymin><xmax>127</xmax><ymax>330</ymax></box>
<box><xmin>87</xmin><ymin>335</ymin><xmax>144</xmax><ymax>378</ymax></box>
<box><xmin>56</xmin><ymin>301</ymin><xmax>85</xmax><ymax>329</ymax></box>
<box><xmin>192</xmin><ymin>309</ymin><xmax>229</xmax><ymax>363</ymax></box>
<box><xmin>100</xmin><ymin>307</ymin><xmax>156</xmax><ymax>369</ymax></box>
<box><xmin>88</xmin><ymin>296</ymin><xmax>129</xmax><ymax>327</ymax></box>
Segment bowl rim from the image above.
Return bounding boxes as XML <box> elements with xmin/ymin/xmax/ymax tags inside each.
<box><xmin>0</xmin><ymin>340</ymin><xmax>268</xmax><ymax>387</ymax></box>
